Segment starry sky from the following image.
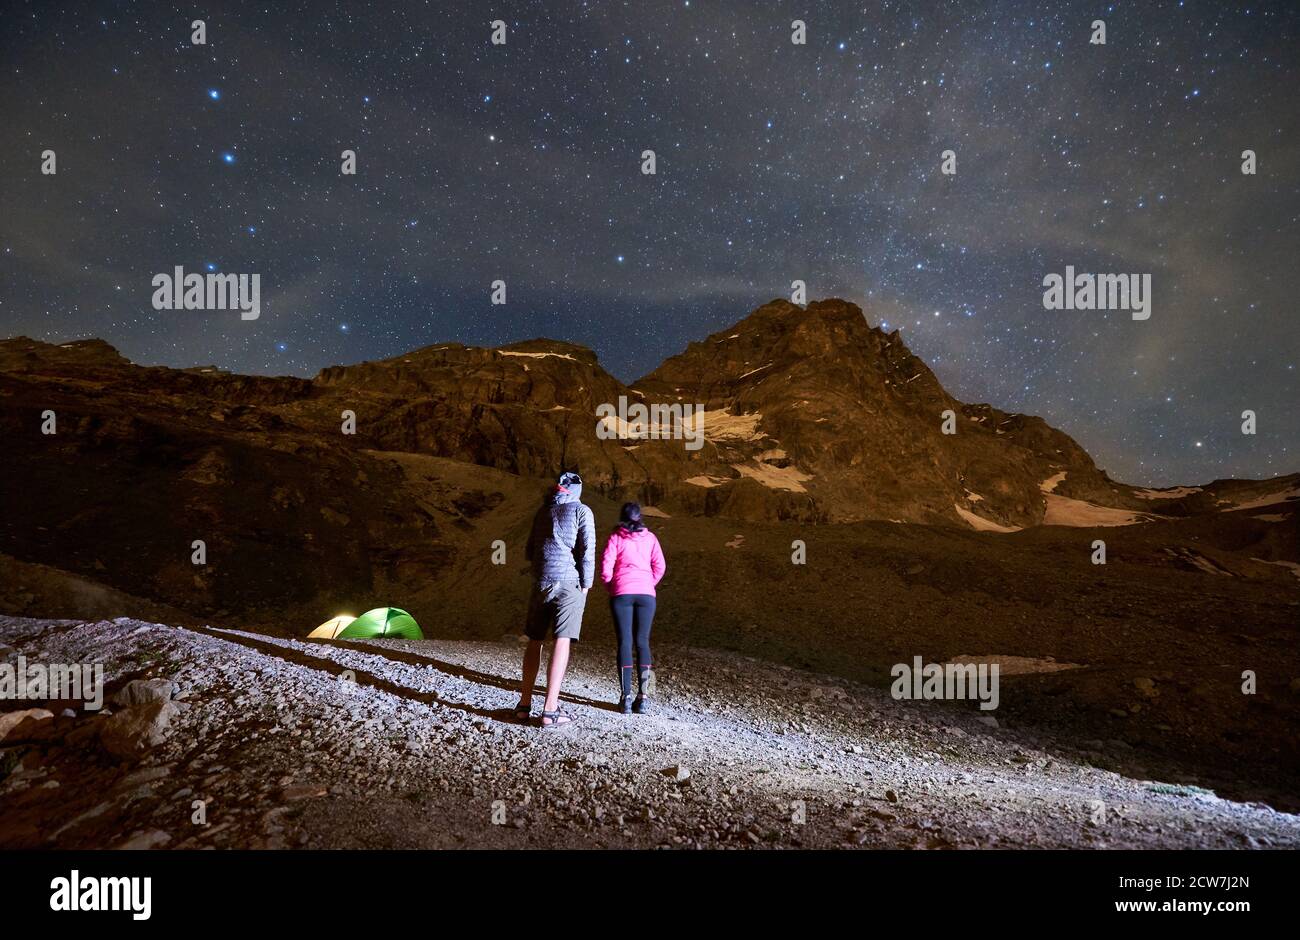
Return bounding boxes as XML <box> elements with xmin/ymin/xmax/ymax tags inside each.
<box><xmin>0</xmin><ymin>1</ymin><xmax>1296</xmax><ymax>486</ymax></box>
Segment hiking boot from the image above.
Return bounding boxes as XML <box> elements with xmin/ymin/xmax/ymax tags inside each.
<box><xmin>618</xmin><ymin>695</ymin><xmax>634</xmax><ymax>715</ymax></box>
<box><xmin>632</xmin><ymin>695</ymin><xmax>649</xmax><ymax>715</ymax></box>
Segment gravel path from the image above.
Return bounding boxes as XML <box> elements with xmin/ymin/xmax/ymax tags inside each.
<box><xmin>2</xmin><ymin>615</ymin><xmax>1297</xmax><ymax>849</ymax></box>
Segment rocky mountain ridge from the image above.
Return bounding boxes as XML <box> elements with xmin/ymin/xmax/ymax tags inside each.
<box><xmin>6</xmin><ymin>298</ymin><xmax>1290</xmax><ymax>529</ymax></box>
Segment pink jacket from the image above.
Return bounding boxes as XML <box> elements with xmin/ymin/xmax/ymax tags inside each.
<box><xmin>600</xmin><ymin>527</ymin><xmax>666</xmax><ymax>596</ymax></box>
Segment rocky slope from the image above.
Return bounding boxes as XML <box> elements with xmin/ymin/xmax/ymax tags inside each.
<box><xmin>3</xmin><ymin>615</ymin><xmax>1297</xmax><ymax>850</ymax></box>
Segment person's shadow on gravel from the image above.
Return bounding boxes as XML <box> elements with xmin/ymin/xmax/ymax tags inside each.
<box><xmin>334</xmin><ymin>640</ymin><xmax>622</xmax><ymax>714</ymax></box>
<box><xmin>193</xmin><ymin>625</ymin><xmax>506</xmax><ymax>721</ymax></box>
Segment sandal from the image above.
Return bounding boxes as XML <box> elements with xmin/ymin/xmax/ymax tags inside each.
<box><xmin>540</xmin><ymin>709</ymin><xmax>574</xmax><ymax>728</ymax></box>
<box><xmin>513</xmin><ymin>698</ymin><xmax>532</xmax><ymax>721</ymax></box>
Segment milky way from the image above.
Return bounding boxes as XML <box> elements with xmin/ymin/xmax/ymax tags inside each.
<box><xmin>0</xmin><ymin>1</ymin><xmax>1296</xmax><ymax>486</ymax></box>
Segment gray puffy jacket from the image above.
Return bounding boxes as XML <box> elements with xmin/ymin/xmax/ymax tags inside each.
<box><xmin>526</xmin><ymin>479</ymin><xmax>596</xmax><ymax>588</ymax></box>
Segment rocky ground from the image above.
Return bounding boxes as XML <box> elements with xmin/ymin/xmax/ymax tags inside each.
<box><xmin>2</xmin><ymin>615</ymin><xmax>1297</xmax><ymax>849</ymax></box>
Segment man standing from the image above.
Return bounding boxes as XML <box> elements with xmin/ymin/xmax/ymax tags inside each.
<box><xmin>517</xmin><ymin>471</ymin><xmax>595</xmax><ymax>727</ymax></box>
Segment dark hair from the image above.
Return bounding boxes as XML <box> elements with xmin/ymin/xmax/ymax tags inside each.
<box><xmin>618</xmin><ymin>501</ymin><xmax>646</xmax><ymax>532</ymax></box>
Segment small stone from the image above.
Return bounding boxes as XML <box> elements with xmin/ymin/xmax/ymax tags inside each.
<box><xmin>662</xmin><ymin>765</ymin><xmax>690</xmax><ymax>782</ymax></box>
<box><xmin>884</xmin><ymin>789</ymin><xmax>900</xmax><ymax>803</ymax></box>
<box><xmin>117</xmin><ymin>766</ymin><xmax>171</xmax><ymax>788</ymax></box>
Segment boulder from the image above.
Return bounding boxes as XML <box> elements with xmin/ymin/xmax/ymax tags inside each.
<box><xmin>0</xmin><ymin>708</ymin><xmax>53</xmax><ymax>742</ymax></box>
<box><xmin>112</xmin><ymin>678</ymin><xmax>178</xmax><ymax>708</ymax></box>
<box><xmin>99</xmin><ymin>700</ymin><xmax>178</xmax><ymax>759</ymax></box>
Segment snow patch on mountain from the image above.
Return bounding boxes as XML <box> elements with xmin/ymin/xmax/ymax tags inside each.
<box><xmin>701</xmin><ymin>409</ymin><xmax>765</xmax><ymax>443</ymax></box>
<box><xmin>685</xmin><ymin>475</ymin><xmax>726</xmax><ymax>488</ymax></box>
<box><xmin>945</xmin><ymin>654</ymin><xmax>1083</xmax><ymax>676</ymax></box>
<box><xmin>732</xmin><ymin>462</ymin><xmax>813</xmax><ymax>493</ymax></box>
<box><xmin>1039</xmin><ymin>472</ymin><xmax>1068</xmax><ymax>494</ymax></box>
<box><xmin>1134</xmin><ymin>486</ymin><xmax>1203</xmax><ymax>500</ymax></box>
<box><xmin>954</xmin><ymin>505</ymin><xmax>1021</xmax><ymax>533</ymax></box>
<box><xmin>1220</xmin><ymin>485</ymin><xmax>1300</xmax><ymax>512</ymax></box>
<box><xmin>499</xmin><ymin>350</ymin><xmax>578</xmax><ymax>362</ymax></box>
<box><xmin>1043</xmin><ymin>495</ymin><xmax>1151</xmax><ymax>527</ymax></box>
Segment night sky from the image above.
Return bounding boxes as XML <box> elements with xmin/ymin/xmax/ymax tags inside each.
<box><xmin>1</xmin><ymin>1</ymin><xmax>1296</xmax><ymax>487</ymax></box>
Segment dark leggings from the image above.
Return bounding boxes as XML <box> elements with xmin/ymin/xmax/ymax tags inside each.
<box><xmin>610</xmin><ymin>594</ymin><xmax>655</xmax><ymax>698</ymax></box>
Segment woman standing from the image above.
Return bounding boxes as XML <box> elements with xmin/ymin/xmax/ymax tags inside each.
<box><xmin>600</xmin><ymin>502</ymin><xmax>666</xmax><ymax>714</ymax></box>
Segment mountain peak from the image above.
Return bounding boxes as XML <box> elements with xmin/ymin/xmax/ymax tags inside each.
<box><xmin>705</xmin><ymin>296</ymin><xmax>876</xmax><ymax>343</ymax></box>
<box><xmin>626</xmin><ymin>297</ymin><xmax>1113</xmax><ymax>526</ymax></box>
<box><xmin>637</xmin><ymin>296</ymin><xmax>915</xmax><ymax>400</ymax></box>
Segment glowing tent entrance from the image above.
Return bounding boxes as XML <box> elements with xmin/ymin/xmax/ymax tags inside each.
<box><xmin>336</xmin><ymin>607</ymin><xmax>424</xmax><ymax>640</ymax></box>
<box><xmin>308</xmin><ymin>615</ymin><xmax>356</xmax><ymax>639</ymax></box>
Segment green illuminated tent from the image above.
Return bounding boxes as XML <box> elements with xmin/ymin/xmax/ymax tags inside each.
<box><xmin>337</xmin><ymin>607</ymin><xmax>424</xmax><ymax>640</ymax></box>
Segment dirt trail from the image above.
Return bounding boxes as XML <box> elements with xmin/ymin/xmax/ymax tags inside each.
<box><xmin>2</xmin><ymin>615</ymin><xmax>1297</xmax><ymax>849</ymax></box>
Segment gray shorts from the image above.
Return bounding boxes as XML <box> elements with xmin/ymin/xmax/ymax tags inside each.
<box><xmin>525</xmin><ymin>581</ymin><xmax>587</xmax><ymax>641</ymax></box>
